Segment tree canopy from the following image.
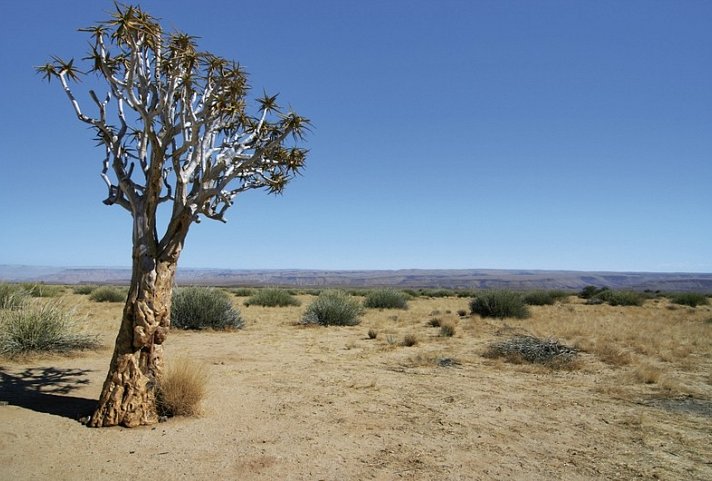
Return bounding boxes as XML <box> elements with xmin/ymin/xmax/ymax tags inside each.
<box><xmin>38</xmin><ymin>3</ymin><xmax>309</xmax><ymax>238</ymax></box>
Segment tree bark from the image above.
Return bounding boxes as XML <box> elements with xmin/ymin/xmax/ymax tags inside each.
<box><xmin>88</xmin><ymin>213</ymin><xmax>189</xmax><ymax>428</ymax></box>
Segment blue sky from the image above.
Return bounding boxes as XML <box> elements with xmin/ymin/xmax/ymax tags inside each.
<box><xmin>0</xmin><ymin>0</ymin><xmax>710</xmax><ymax>272</ymax></box>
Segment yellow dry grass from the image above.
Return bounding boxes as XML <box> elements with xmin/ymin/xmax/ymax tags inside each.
<box><xmin>157</xmin><ymin>355</ymin><xmax>208</xmax><ymax>417</ymax></box>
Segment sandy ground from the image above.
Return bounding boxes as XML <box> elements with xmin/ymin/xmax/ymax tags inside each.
<box><xmin>1</xmin><ymin>293</ymin><xmax>711</xmax><ymax>480</ymax></box>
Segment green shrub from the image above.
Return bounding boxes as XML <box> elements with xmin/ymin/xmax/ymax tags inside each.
<box><xmin>89</xmin><ymin>286</ymin><xmax>126</xmax><ymax>303</ymax></box>
<box><xmin>230</xmin><ymin>287</ymin><xmax>255</xmax><ymax>297</ymax></box>
<box><xmin>244</xmin><ymin>288</ymin><xmax>300</xmax><ymax>307</ymax></box>
<box><xmin>523</xmin><ymin>290</ymin><xmax>569</xmax><ymax>306</ymax></box>
<box><xmin>172</xmin><ymin>287</ymin><xmax>243</xmax><ymax>330</ymax></box>
<box><xmin>523</xmin><ymin>290</ymin><xmax>556</xmax><ymax>306</ymax></box>
<box><xmin>670</xmin><ymin>292</ymin><xmax>710</xmax><ymax>308</ymax></box>
<box><xmin>469</xmin><ymin>290</ymin><xmax>530</xmax><ymax>319</ymax></box>
<box><xmin>21</xmin><ymin>283</ymin><xmax>64</xmax><ymax>298</ymax></box>
<box><xmin>0</xmin><ymin>284</ymin><xmax>30</xmax><ymax>310</ymax></box>
<box><xmin>0</xmin><ymin>303</ymin><xmax>99</xmax><ymax>356</ymax></box>
<box><xmin>302</xmin><ymin>290</ymin><xmax>363</xmax><ymax>326</ymax></box>
<box><xmin>363</xmin><ymin>289</ymin><xmax>409</xmax><ymax>309</ymax></box>
<box><xmin>421</xmin><ymin>289</ymin><xmax>454</xmax><ymax>298</ymax></box>
<box><xmin>73</xmin><ymin>285</ymin><xmax>97</xmax><ymax>295</ymax></box>
<box><xmin>596</xmin><ymin>290</ymin><xmax>645</xmax><ymax>307</ymax></box>
<box><xmin>579</xmin><ymin>286</ymin><xmax>608</xmax><ymax>299</ymax></box>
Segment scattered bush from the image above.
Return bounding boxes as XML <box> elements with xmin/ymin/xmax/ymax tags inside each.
<box><xmin>439</xmin><ymin>322</ymin><xmax>456</xmax><ymax>337</ymax></box>
<box><xmin>230</xmin><ymin>287</ymin><xmax>255</xmax><ymax>297</ymax></box>
<box><xmin>579</xmin><ymin>285</ymin><xmax>608</xmax><ymax>299</ymax></box>
<box><xmin>73</xmin><ymin>285</ymin><xmax>97</xmax><ymax>295</ymax></box>
<box><xmin>457</xmin><ymin>309</ymin><xmax>468</xmax><ymax>317</ymax></box>
<box><xmin>596</xmin><ymin>290</ymin><xmax>645</xmax><ymax>307</ymax></box>
<box><xmin>171</xmin><ymin>287</ymin><xmax>243</xmax><ymax>330</ymax></box>
<box><xmin>302</xmin><ymin>290</ymin><xmax>363</xmax><ymax>326</ymax></box>
<box><xmin>523</xmin><ymin>290</ymin><xmax>569</xmax><ymax>306</ymax></box>
<box><xmin>484</xmin><ymin>335</ymin><xmax>577</xmax><ymax>368</ymax></box>
<box><xmin>21</xmin><ymin>283</ymin><xmax>64</xmax><ymax>298</ymax></box>
<box><xmin>157</xmin><ymin>356</ymin><xmax>208</xmax><ymax>417</ymax></box>
<box><xmin>469</xmin><ymin>290</ymin><xmax>530</xmax><ymax>319</ymax></box>
<box><xmin>367</xmin><ymin>329</ymin><xmax>378</xmax><ymax>339</ymax></box>
<box><xmin>364</xmin><ymin>289</ymin><xmax>409</xmax><ymax>309</ymax></box>
<box><xmin>402</xmin><ymin>334</ymin><xmax>418</xmax><ymax>347</ymax></box>
<box><xmin>0</xmin><ymin>302</ymin><xmax>99</xmax><ymax>356</ymax></box>
<box><xmin>670</xmin><ymin>292</ymin><xmax>709</xmax><ymax>308</ymax></box>
<box><xmin>0</xmin><ymin>284</ymin><xmax>30</xmax><ymax>310</ymax></box>
<box><xmin>427</xmin><ymin>318</ymin><xmax>442</xmax><ymax>327</ymax></box>
<box><xmin>421</xmin><ymin>289</ymin><xmax>454</xmax><ymax>298</ymax></box>
<box><xmin>89</xmin><ymin>286</ymin><xmax>126</xmax><ymax>303</ymax></box>
<box><xmin>244</xmin><ymin>288</ymin><xmax>300</xmax><ymax>307</ymax></box>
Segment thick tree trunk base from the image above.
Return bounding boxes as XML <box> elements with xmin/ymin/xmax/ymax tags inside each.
<box><xmin>88</xmin><ymin>346</ymin><xmax>163</xmax><ymax>427</ymax></box>
<box><xmin>88</xmin><ymin>256</ymin><xmax>176</xmax><ymax>428</ymax></box>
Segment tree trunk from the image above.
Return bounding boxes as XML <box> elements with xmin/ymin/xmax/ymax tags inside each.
<box><xmin>89</xmin><ymin>212</ymin><xmax>189</xmax><ymax>428</ymax></box>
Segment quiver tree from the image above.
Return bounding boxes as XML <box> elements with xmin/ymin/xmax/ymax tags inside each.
<box><xmin>38</xmin><ymin>4</ymin><xmax>309</xmax><ymax>427</ymax></box>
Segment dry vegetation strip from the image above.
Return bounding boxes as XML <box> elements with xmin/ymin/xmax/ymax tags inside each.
<box><xmin>1</xmin><ymin>290</ymin><xmax>711</xmax><ymax>481</ymax></box>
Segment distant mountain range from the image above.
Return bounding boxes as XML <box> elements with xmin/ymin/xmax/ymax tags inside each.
<box><xmin>1</xmin><ymin>265</ymin><xmax>711</xmax><ymax>292</ymax></box>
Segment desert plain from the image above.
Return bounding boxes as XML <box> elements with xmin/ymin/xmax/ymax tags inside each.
<box><xmin>1</xmin><ymin>290</ymin><xmax>711</xmax><ymax>480</ymax></box>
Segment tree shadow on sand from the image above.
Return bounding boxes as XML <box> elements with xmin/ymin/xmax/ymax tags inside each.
<box><xmin>0</xmin><ymin>366</ymin><xmax>97</xmax><ymax>421</ymax></box>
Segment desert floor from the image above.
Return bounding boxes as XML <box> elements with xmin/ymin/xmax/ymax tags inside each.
<box><xmin>1</xmin><ymin>292</ymin><xmax>711</xmax><ymax>480</ymax></box>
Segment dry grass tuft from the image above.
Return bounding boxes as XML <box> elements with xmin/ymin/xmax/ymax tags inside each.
<box><xmin>157</xmin><ymin>356</ymin><xmax>208</xmax><ymax>417</ymax></box>
<box><xmin>402</xmin><ymin>333</ymin><xmax>419</xmax><ymax>347</ymax></box>
<box><xmin>590</xmin><ymin>343</ymin><xmax>632</xmax><ymax>366</ymax></box>
<box><xmin>633</xmin><ymin>362</ymin><xmax>662</xmax><ymax>385</ymax></box>
<box><xmin>439</xmin><ymin>321</ymin><xmax>456</xmax><ymax>337</ymax></box>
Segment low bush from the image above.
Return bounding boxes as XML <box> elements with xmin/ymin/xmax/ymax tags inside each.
<box><xmin>596</xmin><ymin>290</ymin><xmax>645</xmax><ymax>307</ymax></box>
<box><xmin>440</xmin><ymin>322</ymin><xmax>456</xmax><ymax>337</ymax></box>
<box><xmin>363</xmin><ymin>289</ymin><xmax>409</xmax><ymax>309</ymax></box>
<box><xmin>523</xmin><ymin>290</ymin><xmax>569</xmax><ymax>306</ymax></box>
<box><xmin>172</xmin><ymin>287</ymin><xmax>243</xmax><ymax>330</ymax></box>
<box><xmin>73</xmin><ymin>285</ymin><xmax>97</xmax><ymax>295</ymax></box>
<box><xmin>670</xmin><ymin>292</ymin><xmax>710</xmax><ymax>308</ymax></box>
<box><xmin>244</xmin><ymin>288</ymin><xmax>300</xmax><ymax>307</ymax></box>
<box><xmin>367</xmin><ymin>328</ymin><xmax>378</xmax><ymax>339</ymax></box>
<box><xmin>230</xmin><ymin>287</ymin><xmax>255</xmax><ymax>297</ymax></box>
<box><xmin>427</xmin><ymin>318</ymin><xmax>442</xmax><ymax>327</ymax></box>
<box><xmin>157</xmin><ymin>356</ymin><xmax>208</xmax><ymax>417</ymax></box>
<box><xmin>484</xmin><ymin>335</ymin><xmax>578</xmax><ymax>368</ymax></box>
<box><xmin>302</xmin><ymin>290</ymin><xmax>363</xmax><ymax>326</ymax></box>
<box><xmin>579</xmin><ymin>286</ymin><xmax>608</xmax><ymax>299</ymax></box>
<box><xmin>0</xmin><ymin>284</ymin><xmax>30</xmax><ymax>310</ymax></box>
<box><xmin>0</xmin><ymin>303</ymin><xmax>99</xmax><ymax>356</ymax></box>
<box><xmin>469</xmin><ymin>290</ymin><xmax>530</xmax><ymax>319</ymax></box>
<box><xmin>421</xmin><ymin>289</ymin><xmax>454</xmax><ymax>298</ymax></box>
<box><xmin>457</xmin><ymin>309</ymin><xmax>468</xmax><ymax>317</ymax></box>
<box><xmin>89</xmin><ymin>286</ymin><xmax>126</xmax><ymax>303</ymax></box>
<box><xmin>22</xmin><ymin>283</ymin><xmax>64</xmax><ymax>298</ymax></box>
<box><xmin>401</xmin><ymin>334</ymin><xmax>418</xmax><ymax>347</ymax></box>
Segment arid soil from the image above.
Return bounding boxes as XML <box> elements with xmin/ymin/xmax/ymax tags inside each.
<box><xmin>1</xmin><ymin>293</ymin><xmax>711</xmax><ymax>480</ymax></box>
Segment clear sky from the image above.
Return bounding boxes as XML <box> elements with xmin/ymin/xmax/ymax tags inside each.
<box><xmin>0</xmin><ymin>0</ymin><xmax>710</xmax><ymax>272</ymax></box>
